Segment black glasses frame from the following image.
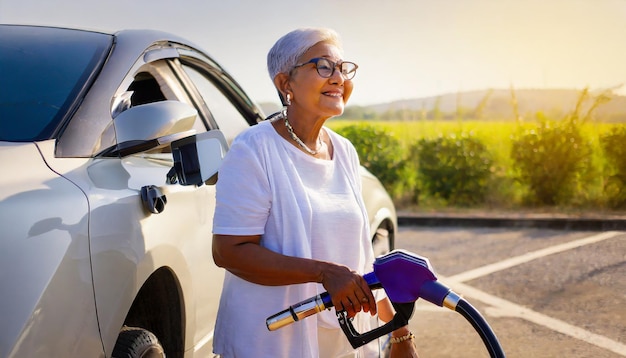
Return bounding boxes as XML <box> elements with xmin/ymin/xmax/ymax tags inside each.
<box><xmin>292</xmin><ymin>57</ymin><xmax>358</xmax><ymax>80</ymax></box>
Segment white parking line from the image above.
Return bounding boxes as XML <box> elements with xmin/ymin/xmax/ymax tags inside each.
<box><xmin>446</xmin><ymin>231</ymin><xmax>623</xmax><ymax>283</ymax></box>
<box><xmin>439</xmin><ymin>279</ymin><xmax>626</xmax><ymax>356</ymax></box>
<box><xmin>194</xmin><ymin>330</ymin><xmax>214</xmax><ymax>353</ymax></box>
<box><xmin>422</xmin><ymin>231</ymin><xmax>626</xmax><ymax>356</ymax></box>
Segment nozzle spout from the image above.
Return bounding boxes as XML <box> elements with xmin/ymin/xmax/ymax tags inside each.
<box><xmin>266</xmin><ymin>292</ymin><xmax>330</xmax><ymax>331</ymax></box>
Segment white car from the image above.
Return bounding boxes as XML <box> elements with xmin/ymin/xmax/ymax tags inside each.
<box><xmin>0</xmin><ymin>24</ymin><xmax>397</xmax><ymax>357</ymax></box>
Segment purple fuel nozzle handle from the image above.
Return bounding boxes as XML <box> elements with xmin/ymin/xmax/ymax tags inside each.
<box><xmin>336</xmin><ymin>250</ymin><xmax>454</xmax><ymax>349</ymax></box>
<box><xmin>373</xmin><ymin>249</ymin><xmax>451</xmax><ymax>307</ymax></box>
<box><xmin>266</xmin><ymin>250</ymin><xmax>453</xmax><ymax>332</ymax></box>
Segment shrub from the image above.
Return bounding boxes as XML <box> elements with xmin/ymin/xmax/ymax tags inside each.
<box><xmin>510</xmin><ymin>89</ymin><xmax>607</xmax><ymax>206</ymax></box>
<box><xmin>600</xmin><ymin>125</ymin><xmax>626</xmax><ymax>208</ymax></box>
<box><xmin>511</xmin><ymin>116</ymin><xmax>591</xmax><ymax>205</ymax></box>
<box><xmin>334</xmin><ymin>123</ymin><xmax>411</xmax><ymax>199</ymax></box>
<box><xmin>410</xmin><ymin>132</ymin><xmax>493</xmax><ymax>206</ymax></box>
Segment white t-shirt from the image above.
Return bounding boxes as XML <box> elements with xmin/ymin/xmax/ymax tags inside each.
<box><xmin>212</xmin><ymin>120</ymin><xmax>379</xmax><ymax>357</ymax></box>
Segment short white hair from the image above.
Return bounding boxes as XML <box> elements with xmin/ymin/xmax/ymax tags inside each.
<box><xmin>267</xmin><ymin>28</ymin><xmax>343</xmax><ymax>81</ymax></box>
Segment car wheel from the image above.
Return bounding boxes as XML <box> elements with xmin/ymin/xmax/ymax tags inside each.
<box><xmin>372</xmin><ymin>226</ymin><xmax>392</xmax><ymax>258</ymax></box>
<box><xmin>112</xmin><ymin>326</ymin><xmax>165</xmax><ymax>358</ymax></box>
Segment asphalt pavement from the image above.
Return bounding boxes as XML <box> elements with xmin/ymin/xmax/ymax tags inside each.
<box><xmin>394</xmin><ymin>224</ymin><xmax>626</xmax><ymax>357</ymax></box>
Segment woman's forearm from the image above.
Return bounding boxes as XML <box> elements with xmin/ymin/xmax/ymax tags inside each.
<box><xmin>212</xmin><ymin>234</ymin><xmax>325</xmax><ymax>286</ymax></box>
<box><xmin>213</xmin><ymin>233</ymin><xmax>378</xmax><ymax>316</ymax></box>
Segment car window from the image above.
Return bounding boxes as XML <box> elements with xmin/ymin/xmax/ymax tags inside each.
<box><xmin>0</xmin><ymin>25</ymin><xmax>112</xmax><ymax>141</ymax></box>
<box><xmin>108</xmin><ymin>59</ymin><xmax>207</xmax><ymax>156</ymax></box>
<box><xmin>180</xmin><ymin>64</ymin><xmax>251</xmax><ymax>143</ymax></box>
<box><xmin>127</xmin><ymin>72</ymin><xmax>168</xmax><ymax>105</ymax></box>
<box><xmin>120</xmin><ymin>60</ymin><xmax>208</xmax><ymax>136</ymax></box>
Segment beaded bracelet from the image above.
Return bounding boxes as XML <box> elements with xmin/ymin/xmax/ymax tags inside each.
<box><xmin>389</xmin><ymin>332</ymin><xmax>415</xmax><ymax>344</ymax></box>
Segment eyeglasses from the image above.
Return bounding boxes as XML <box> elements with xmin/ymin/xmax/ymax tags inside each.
<box><xmin>292</xmin><ymin>57</ymin><xmax>358</xmax><ymax>80</ymax></box>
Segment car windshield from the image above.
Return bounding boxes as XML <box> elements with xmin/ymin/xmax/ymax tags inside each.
<box><xmin>0</xmin><ymin>26</ymin><xmax>113</xmax><ymax>142</ymax></box>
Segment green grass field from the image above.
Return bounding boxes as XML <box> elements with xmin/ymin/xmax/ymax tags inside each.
<box><xmin>330</xmin><ymin>119</ymin><xmax>617</xmax><ymax>166</ymax></box>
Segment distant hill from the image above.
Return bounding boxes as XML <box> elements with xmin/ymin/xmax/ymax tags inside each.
<box><xmin>259</xmin><ymin>89</ymin><xmax>626</xmax><ymax>122</ymax></box>
<box><xmin>355</xmin><ymin>88</ymin><xmax>626</xmax><ymax>122</ymax></box>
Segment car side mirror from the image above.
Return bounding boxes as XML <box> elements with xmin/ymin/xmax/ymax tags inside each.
<box><xmin>170</xmin><ymin>130</ymin><xmax>228</xmax><ymax>186</ymax></box>
<box><xmin>99</xmin><ymin>100</ymin><xmax>197</xmax><ymax>157</ymax></box>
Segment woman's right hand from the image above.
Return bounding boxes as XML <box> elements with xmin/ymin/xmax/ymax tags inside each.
<box><xmin>319</xmin><ymin>263</ymin><xmax>377</xmax><ymax>318</ymax></box>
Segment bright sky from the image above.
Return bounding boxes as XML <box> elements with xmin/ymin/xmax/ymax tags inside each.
<box><xmin>1</xmin><ymin>0</ymin><xmax>625</xmax><ymax>106</ymax></box>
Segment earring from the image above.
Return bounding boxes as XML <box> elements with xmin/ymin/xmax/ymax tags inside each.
<box><xmin>285</xmin><ymin>93</ymin><xmax>292</xmax><ymax>106</ymax></box>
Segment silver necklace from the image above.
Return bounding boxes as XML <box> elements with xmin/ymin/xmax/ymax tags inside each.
<box><xmin>282</xmin><ymin>112</ymin><xmax>322</xmax><ymax>155</ymax></box>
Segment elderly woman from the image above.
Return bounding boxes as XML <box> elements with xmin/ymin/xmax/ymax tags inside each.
<box><xmin>211</xmin><ymin>28</ymin><xmax>419</xmax><ymax>357</ymax></box>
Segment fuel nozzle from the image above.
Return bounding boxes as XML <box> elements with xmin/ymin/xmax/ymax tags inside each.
<box><xmin>265</xmin><ymin>250</ymin><xmax>455</xmax><ymax>348</ymax></box>
<box><xmin>266</xmin><ymin>250</ymin><xmax>505</xmax><ymax>357</ymax></box>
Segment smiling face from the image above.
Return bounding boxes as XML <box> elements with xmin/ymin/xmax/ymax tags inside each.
<box><xmin>286</xmin><ymin>41</ymin><xmax>354</xmax><ymax>119</ymax></box>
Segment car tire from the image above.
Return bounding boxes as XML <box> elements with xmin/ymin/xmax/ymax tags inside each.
<box><xmin>112</xmin><ymin>326</ymin><xmax>165</xmax><ymax>358</ymax></box>
<box><xmin>372</xmin><ymin>227</ymin><xmax>392</xmax><ymax>258</ymax></box>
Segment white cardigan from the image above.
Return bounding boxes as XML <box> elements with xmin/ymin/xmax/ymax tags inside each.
<box><xmin>212</xmin><ymin>120</ymin><xmax>378</xmax><ymax>357</ymax></box>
